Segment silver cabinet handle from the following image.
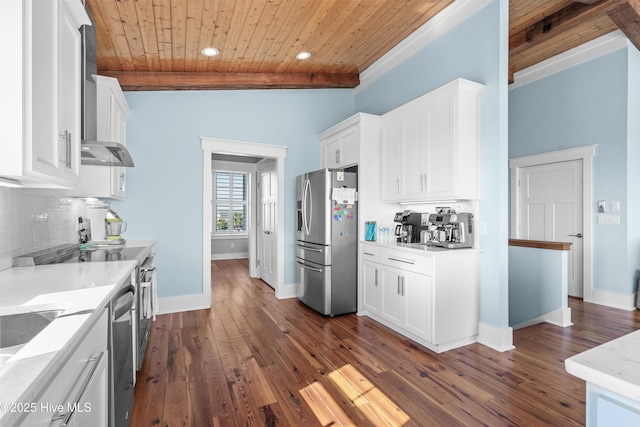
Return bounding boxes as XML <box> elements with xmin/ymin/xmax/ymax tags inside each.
<box><xmin>362</xmin><ymin>252</ymin><xmax>375</xmax><ymax>256</ymax></box>
<box><xmin>51</xmin><ymin>350</ymin><xmax>105</xmax><ymax>426</ymax></box>
<box><xmin>388</xmin><ymin>256</ymin><xmax>415</xmax><ymax>265</ymax></box>
<box><xmin>397</xmin><ymin>275</ymin><xmax>401</xmax><ymax>294</ymax></box>
<box><xmin>66</xmin><ymin>131</ymin><xmax>71</xmax><ymax>169</ymax></box>
<box><xmin>569</xmin><ymin>233</ymin><xmax>583</xmax><ymax>238</ymax></box>
<box><xmin>374</xmin><ymin>269</ymin><xmax>378</xmax><ymax>286</ymax></box>
<box><xmin>336</xmin><ymin>148</ymin><xmax>340</xmax><ymax>163</ymax></box>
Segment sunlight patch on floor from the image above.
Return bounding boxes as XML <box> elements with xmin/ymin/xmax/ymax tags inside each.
<box><xmin>300</xmin><ymin>364</ymin><xmax>410</xmax><ymax>426</ymax></box>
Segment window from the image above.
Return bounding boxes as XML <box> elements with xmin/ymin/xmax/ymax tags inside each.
<box><xmin>213</xmin><ymin>171</ymin><xmax>248</xmax><ymax>235</ymax></box>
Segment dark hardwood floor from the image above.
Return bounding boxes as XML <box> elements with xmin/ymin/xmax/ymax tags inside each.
<box><xmin>131</xmin><ymin>259</ymin><xmax>640</xmax><ymax>426</ymax></box>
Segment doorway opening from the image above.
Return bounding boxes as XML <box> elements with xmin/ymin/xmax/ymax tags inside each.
<box><xmin>510</xmin><ymin>144</ymin><xmax>595</xmax><ymax>301</ymax></box>
<box><xmin>202</xmin><ymin>138</ymin><xmax>287</xmax><ymax>305</ymax></box>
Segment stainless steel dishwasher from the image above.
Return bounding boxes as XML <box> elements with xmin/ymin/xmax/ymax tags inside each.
<box><xmin>110</xmin><ymin>282</ymin><xmax>136</xmax><ymax>427</ymax></box>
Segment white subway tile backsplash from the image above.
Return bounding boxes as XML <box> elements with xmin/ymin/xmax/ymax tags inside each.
<box><xmin>0</xmin><ymin>188</ymin><xmax>98</xmax><ymax>271</ymax></box>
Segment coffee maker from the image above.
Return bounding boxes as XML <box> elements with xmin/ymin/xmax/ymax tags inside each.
<box><xmin>394</xmin><ymin>210</ymin><xmax>428</xmax><ymax>243</ymax></box>
<box><xmin>426</xmin><ymin>209</ymin><xmax>474</xmax><ymax>249</ymax></box>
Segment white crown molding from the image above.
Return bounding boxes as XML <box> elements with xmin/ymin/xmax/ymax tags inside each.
<box><xmin>510</xmin><ymin>30</ymin><xmax>629</xmax><ymax>90</ymax></box>
<box><xmin>356</xmin><ymin>0</ymin><xmax>492</xmax><ymax>93</ymax></box>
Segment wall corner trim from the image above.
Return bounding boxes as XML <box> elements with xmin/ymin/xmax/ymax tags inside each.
<box><xmin>477</xmin><ymin>322</ymin><xmax>514</xmax><ymax>352</ymax></box>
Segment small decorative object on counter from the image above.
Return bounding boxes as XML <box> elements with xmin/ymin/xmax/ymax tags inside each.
<box><xmin>365</xmin><ymin>221</ymin><xmax>377</xmax><ymax>241</ymax></box>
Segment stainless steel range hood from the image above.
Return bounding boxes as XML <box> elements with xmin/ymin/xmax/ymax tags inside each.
<box><xmin>81</xmin><ymin>3</ymin><xmax>134</xmax><ymax>167</ymax></box>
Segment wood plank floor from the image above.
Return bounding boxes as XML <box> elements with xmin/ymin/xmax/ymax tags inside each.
<box><xmin>130</xmin><ymin>259</ymin><xmax>640</xmax><ymax>426</ymax></box>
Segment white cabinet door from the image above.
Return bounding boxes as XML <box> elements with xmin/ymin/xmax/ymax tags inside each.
<box><xmin>402</xmin><ymin>271</ymin><xmax>432</xmax><ymax>342</ymax></box>
<box><xmin>362</xmin><ymin>261</ymin><xmax>380</xmax><ymax>315</ymax></box>
<box><xmin>380</xmin><ymin>266</ymin><xmax>403</xmax><ymax>326</ymax></box>
<box><xmin>56</xmin><ymin>0</ymin><xmax>83</xmax><ymax>183</ymax></box>
<box><xmin>380</xmin><ymin>118</ymin><xmax>403</xmax><ymax>201</ymax></box>
<box><xmin>401</xmin><ymin>109</ymin><xmax>426</xmax><ymax>199</ymax></box>
<box><xmin>321</xmin><ymin>126</ymin><xmax>358</xmax><ymax>169</ymax></box>
<box><xmin>423</xmin><ymin>95</ymin><xmax>455</xmax><ymax>198</ymax></box>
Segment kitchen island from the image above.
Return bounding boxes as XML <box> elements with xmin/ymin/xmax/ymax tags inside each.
<box><xmin>565</xmin><ymin>329</ymin><xmax>640</xmax><ymax>426</ymax></box>
<box><xmin>0</xmin><ymin>254</ymin><xmax>138</xmax><ymax>425</ymax></box>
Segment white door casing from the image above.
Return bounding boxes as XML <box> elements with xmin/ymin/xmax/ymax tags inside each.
<box><xmin>517</xmin><ymin>160</ymin><xmax>583</xmax><ymax>296</ymax></box>
<box><xmin>510</xmin><ymin>145</ymin><xmax>595</xmax><ymax>302</ymax></box>
<box><xmin>258</xmin><ymin>159</ymin><xmax>277</xmax><ymax>288</ymax></box>
<box><xmin>202</xmin><ymin>138</ymin><xmax>287</xmax><ymax>308</ymax></box>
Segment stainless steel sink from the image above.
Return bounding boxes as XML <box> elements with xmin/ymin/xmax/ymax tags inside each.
<box><xmin>0</xmin><ymin>306</ymin><xmax>67</xmax><ymax>349</ymax></box>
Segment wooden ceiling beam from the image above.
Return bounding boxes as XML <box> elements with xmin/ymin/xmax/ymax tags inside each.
<box><xmin>607</xmin><ymin>0</ymin><xmax>640</xmax><ymax>51</ymax></box>
<box><xmin>509</xmin><ymin>0</ymin><xmax>624</xmax><ymax>56</ymax></box>
<box><xmin>99</xmin><ymin>71</ymin><xmax>360</xmax><ymax>91</ymax></box>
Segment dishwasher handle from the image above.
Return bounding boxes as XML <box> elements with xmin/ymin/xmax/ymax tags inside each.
<box><xmin>112</xmin><ymin>284</ymin><xmax>136</xmax><ymax>321</ymax></box>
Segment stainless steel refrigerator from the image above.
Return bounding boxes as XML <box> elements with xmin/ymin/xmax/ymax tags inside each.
<box><xmin>296</xmin><ymin>168</ymin><xmax>357</xmax><ymax>316</ymax></box>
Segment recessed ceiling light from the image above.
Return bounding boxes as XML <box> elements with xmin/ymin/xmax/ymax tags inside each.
<box><xmin>201</xmin><ymin>47</ymin><xmax>220</xmax><ymax>57</ymax></box>
<box><xmin>296</xmin><ymin>51</ymin><xmax>312</xmax><ymax>60</ymax></box>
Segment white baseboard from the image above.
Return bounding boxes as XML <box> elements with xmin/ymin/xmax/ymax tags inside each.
<box><xmin>477</xmin><ymin>322</ymin><xmax>514</xmax><ymax>352</ymax></box>
<box><xmin>276</xmin><ymin>282</ymin><xmax>297</xmax><ymax>300</ymax></box>
<box><xmin>591</xmin><ymin>289</ymin><xmax>637</xmax><ymax>311</ymax></box>
<box><xmin>512</xmin><ymin>307</ymin><xmax>573</xmax><ymax>330</ymax></box>
<box><xmin>211</xmin><ymin>252</ymin><xmax>248</xmax><ymax>260</ymax></box>
<box><xmin>157</xmin><ymin>293</ymin><xmax>211</xmax><ymax>315</ymax></box>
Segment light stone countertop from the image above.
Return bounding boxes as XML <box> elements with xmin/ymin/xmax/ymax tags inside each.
<box><xmin>0</xmin><ymin>240</ymin><xmax>154</xmax><ymax>424</ymax></box>
<box><xmin>360</xmin><ymin>240</ymin><xmax>483</xmax><ymax>254</ymax></box>
<box><xmin>565</xmin><ymin>329</ymin><xmax>640</xmax><ymax>403</ymax></box>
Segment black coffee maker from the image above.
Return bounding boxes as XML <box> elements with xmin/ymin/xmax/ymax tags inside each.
<box><xmin>393</xmin><ymin>210</ymin><xmax>424</xmax><ymax>243</ymax></box>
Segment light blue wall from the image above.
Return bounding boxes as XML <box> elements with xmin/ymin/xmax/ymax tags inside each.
<box><xmin>355</xmin><ymin>0</ymin><xmax>511</xmax><ymax>329</ymax></box>
<box><xmin>627</xmin><ymin>47</ymin><xmax>640</xmax><ymax>296</ymax></box>
<box><xmin>509</xmin><ymin>46</ymin><xmax>639</xmax><ymax>296</ymax></box>
<box><xmin>509</xmin><ymin>246</ymin><xmax>567</xmax><ymax>327</ymax></box>
<box><xmin>112</xmin><ymin>89</ymin><xmax>354</xmax><ymax>297</ymax></box>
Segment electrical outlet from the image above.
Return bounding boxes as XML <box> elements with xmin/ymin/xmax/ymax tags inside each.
<box><xmin>611</xmin><ymin>201</ymin><xmax>620</xmax><ymax>212</ymax></box>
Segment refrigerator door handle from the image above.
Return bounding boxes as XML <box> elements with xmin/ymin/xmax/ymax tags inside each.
<box><xmin>305</xmin><ymin>178</ymin><xmax>312</xmax><ymax>235</ymax></box>
<box><xmin>297</xmin><ymin>244</ymin><xmax>323</xmax><ymax>253</ymax></box>
<box><xmin>297</xmin><ymin>260</ymin><xmax>323</xmax><ymax>273</ymax></box>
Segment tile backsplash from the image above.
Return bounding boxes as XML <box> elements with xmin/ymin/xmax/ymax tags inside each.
<box><xmin>0</xmin><ymin>188</ymin><xmax>93</xmax><ymax>271</ymax></box>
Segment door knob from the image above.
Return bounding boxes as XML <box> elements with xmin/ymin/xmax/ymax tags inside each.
<box><xmin>569</xmin><ymin>233</ymin><xmax>583</xmax><ymax>238</ymax></box>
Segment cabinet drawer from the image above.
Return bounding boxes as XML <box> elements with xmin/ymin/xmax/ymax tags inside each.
<box><xmin>381</xmin><ymin>249</ymin><xmax>432</xmax><ymax>276</ymax></box>
<box><xmin>360</xmin><ymin>244</ymin><xmax>382</xmax><ymax>262</ymax></box>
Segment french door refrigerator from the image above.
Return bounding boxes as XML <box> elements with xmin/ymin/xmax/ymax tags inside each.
<box><xmin>296</xmin><ymin>168</ymin><xmax>357</xmax><ymax>316</ymax></box>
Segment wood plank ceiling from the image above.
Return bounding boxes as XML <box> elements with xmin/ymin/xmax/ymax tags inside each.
<box><xmin>86</xmin><ymin>0</ymin><xmax>640</xmax><ymax>91</ymax></box>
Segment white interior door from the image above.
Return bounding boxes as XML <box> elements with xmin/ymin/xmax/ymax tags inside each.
<box><xmin>258</xmin><ymin>160</ymin><xmax>277</xmax><ymax>288</ymax></box>
<box><xmin>517</xmin><ymin>160</ymin><xmax>583</xmax><ymax>297</ymax></box>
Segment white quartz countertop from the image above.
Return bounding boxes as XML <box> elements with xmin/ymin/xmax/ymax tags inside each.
<box><xmin>565</xmin><ymin>329</ymin><xmax>640</xmax><ymax>403</ymax></box>
<box><xmin>0</xmin><ymin>240</ymin><xmax>154</xmax><ymax>423</ymax></box>
<box><xmin>360</xmin><ymin>240</ymin><xmax>483</xmax><ymax>254</ymax></box>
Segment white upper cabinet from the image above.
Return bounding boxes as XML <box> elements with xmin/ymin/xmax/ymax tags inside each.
<box><xmin>0</xmin><ymin>0</ymin><xmax>90</xmax><ymax>188</ymax></box>
<box><xmin>72</xmin><ymin>76</ymin><xmax>129</xmax><ymax>199</ymax></box>
<box><xmin>319</xmin><ymin>114</ymin><xmax>369</xmax><ymax>169</ymax></box>
<box><xmin>380</xmin><ymin>78</ymin><xmax>484</xmax><ymax>202</ymax></box>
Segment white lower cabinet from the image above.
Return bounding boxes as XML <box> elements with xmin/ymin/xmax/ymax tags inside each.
<box><xmin>19</xmin><ymin>309</ymin><xmax>109</xmax><ymax>427</ymax></box>
<box><xmin>359</xmin><ymin>242</ymin><xmax>479</xmax><ymax>353</ymax></box>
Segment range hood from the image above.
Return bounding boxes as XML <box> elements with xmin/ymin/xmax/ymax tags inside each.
<box><xmin>81</xmin><ymin>4</ymin><xmax>134</xmax><ymax>167</ymax></box>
